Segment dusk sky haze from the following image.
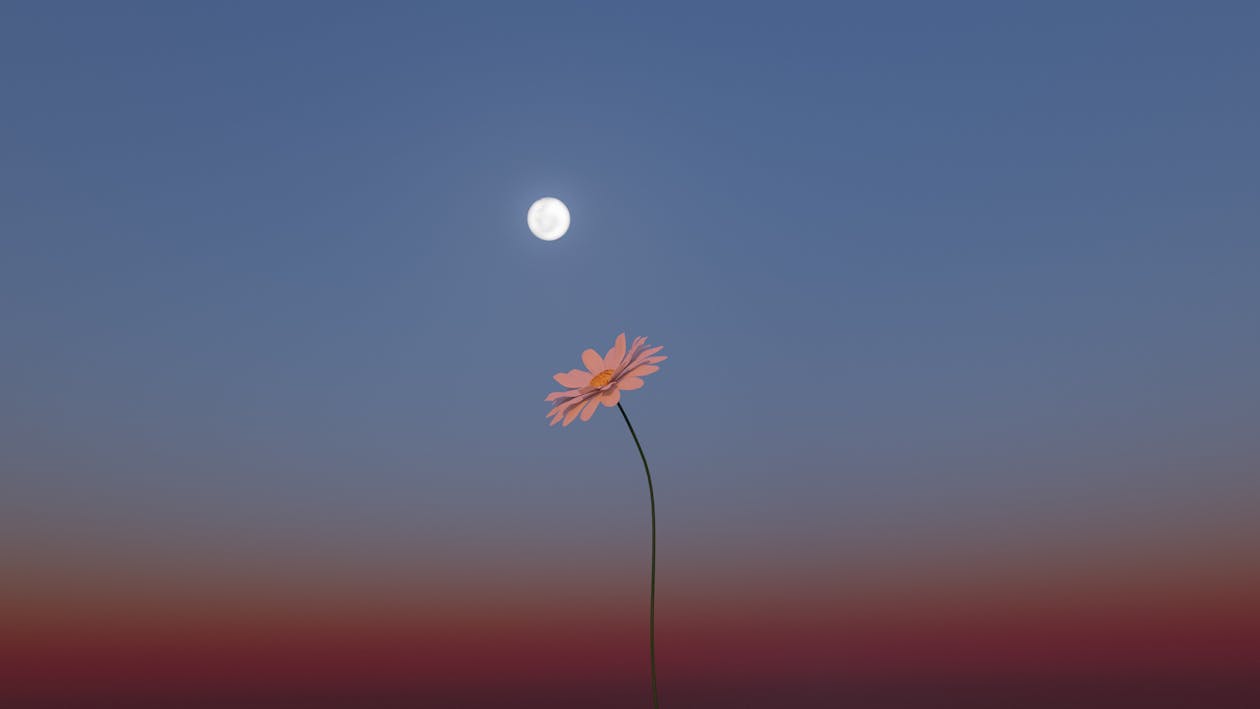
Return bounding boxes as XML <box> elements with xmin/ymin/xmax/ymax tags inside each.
<box><xmin>3</xmin><ymin>2</ymin><xmax>1258</xmax><ymax>706</ymax></box>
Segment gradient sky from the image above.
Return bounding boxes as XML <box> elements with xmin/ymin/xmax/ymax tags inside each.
<box><xmin>3</xmin><ymin>2</ymin><xmax>1259</xmax><ymax>706</ymax></box>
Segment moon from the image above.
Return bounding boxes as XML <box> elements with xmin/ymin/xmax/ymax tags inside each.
<box><xmin>527</xmin><ymin>197</ymin><xmax>570</xmax><ymax>241</ymax></box>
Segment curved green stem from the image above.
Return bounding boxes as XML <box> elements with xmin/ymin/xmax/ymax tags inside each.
<box><xmin>617</xmin><ymin>402</ymin><xmax>659</xmax><ymax>708</ymax></box>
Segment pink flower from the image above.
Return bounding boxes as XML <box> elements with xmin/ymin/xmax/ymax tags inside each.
<box><xmin>545</xmin><ymin>333</ymin><xmax>666</xmax><ymax>426</ymax></box>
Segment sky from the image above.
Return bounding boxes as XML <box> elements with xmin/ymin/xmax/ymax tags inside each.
<box><xmin>2</xmin><ymin>2</ymin><xmax>1259</xmax><ymax>706</ymax></box>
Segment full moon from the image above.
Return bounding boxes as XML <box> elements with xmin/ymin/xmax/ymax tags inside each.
<box><xmin>527</xmin><ymin>197</ymin><xmax>570</xmax><ymax>241</ymax></box>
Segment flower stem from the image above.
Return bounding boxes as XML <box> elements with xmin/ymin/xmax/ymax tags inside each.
<box><xmin>617</xmin><ymin>402</ymin><xmax>659</xmax><ymax>708</ymax></box>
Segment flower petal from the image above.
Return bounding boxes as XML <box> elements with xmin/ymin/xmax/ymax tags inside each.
<box><xmin>581</xmin><ymin>349</ymin><xmax>604</xmax><ymax>374</ymax></box>
<box><xmin>599</xmin><ymin>387</ymin><xmax>621</xmax><ymax>407</ymax></box>
<box><xmin>546</xmin><ymin>388</ymin><xmax>584</xmax><ymax>402</ymax></box>
<box><xmin>549</xmin><ymin>404</ymin><xmax>571</xmax><ymax>425</ymax></box>
<box><xmin>617</xmin><ymin>376</ymin><xmax>644</xmax><ymax>390</ymax></box>
<box><xmin>550</xmin><ymin>406</ymin><xmax>572</xmax><ymax>426</ymax></box>
<box><xmin>623</xmin><ymin>346</ymin><xmax>663</xmax><ymax>371</ymax></box>
<box><xmin>563</xmin><ymin>401</ymin><xmax>584</xmax><ymax>426</ymax></box>
<box><xmin>580</xmin><ymin>397</ymin><xmax>601</xmax><ymax>421</ymax></box>
<box><xmin>627</xmin><ymin>364</ymin><xmax>659</xmax><ymax>377</ymax></box>
<box><xmin>620</xmin><ymin>337</ymin><xmax>647</xmax><ymax>367</ymax></box>
<box><xmin>548</xmin><ymin>395</ymin><xmax>582</xmax><ymax>417</ymax></box>
<box><xmin>636</xmin><ymin>345</ymin><xmax>664</xmax><ymax>360</ymax></box>
<box><xmin>604</xmin><ymin>333</ymin><xmax>627</xmax><ymax>370</ymax></box>
<box><xmin>549</xmin><ymin>392</ymin><xmax>589</xmax><ymax>420</ymax></box>
<box><xmin>617</xmin><ymin>340</ymin><xmax>658</xmax><ymax>375</ymax></box>
<box><xmin>554</xmin><ymin>369</ymin><xmax>591</xmax><ymax>389</ymax></box>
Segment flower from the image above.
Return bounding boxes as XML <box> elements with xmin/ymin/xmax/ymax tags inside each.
<box><xmin>545</xmin><ymin>333</ymin><xmax>666</xmax><ymax>426</ymax></box>
<box><xmin>543</xmin><ymin>333</ymin><xmax>668</xmax><ymax>705</ymax></box>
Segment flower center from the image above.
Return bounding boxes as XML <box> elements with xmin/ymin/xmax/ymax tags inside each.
<box><xmin>589</xmin><ymin>368</ymin><xmax>615</xmax><ymax>388</ymax></box>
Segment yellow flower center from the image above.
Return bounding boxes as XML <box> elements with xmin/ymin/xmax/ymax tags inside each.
<box><xmin>589</xmin><ymin>368</ymin><xmax>615</xmax><ymax>388</ymax></box>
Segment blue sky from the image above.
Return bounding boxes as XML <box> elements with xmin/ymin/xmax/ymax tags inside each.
<box><xmin>3</xmin><ymin>2</ymin><xmax>1258</xmax><ymax>575</ymax></box>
